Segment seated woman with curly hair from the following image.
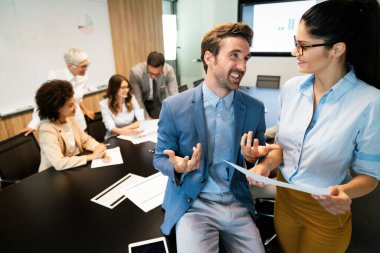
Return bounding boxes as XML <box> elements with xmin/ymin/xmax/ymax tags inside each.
<box><xmin>100</xmin><ymin>74</ymin><xmax>145</xmax><ymax>140</ymax></box>
<box><xmin>36</xmin><ymin>80</ymin><xmax>107</xmax><ymax>172</ymax></box>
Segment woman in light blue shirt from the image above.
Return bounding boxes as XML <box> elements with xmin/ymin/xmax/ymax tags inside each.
<box><xmin>100</xmin><ymin>74</ymin><xmax>145</xmax><ymax>140</ymax></box>
<box><xmin>245</xmin><ymin>1</ymin><xmax>380</xmax><ymax>252</ymax></box>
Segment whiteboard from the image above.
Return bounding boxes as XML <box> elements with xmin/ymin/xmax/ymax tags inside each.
<box><xmin>0</xmin><ymin>0</ymin><xmax>115</xmax><ymax>116</ymax></box>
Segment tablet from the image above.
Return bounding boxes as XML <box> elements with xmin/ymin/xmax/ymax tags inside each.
<box><xmin>128</xmin><ymin>237</ymin><xmax>169</xmax><ymax>253</ymax></box>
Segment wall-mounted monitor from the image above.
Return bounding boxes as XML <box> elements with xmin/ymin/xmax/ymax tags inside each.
<box><xmin>239</xmin><ymin>0</ymin><xmax>319</xmax><ymax>56</ymax></box>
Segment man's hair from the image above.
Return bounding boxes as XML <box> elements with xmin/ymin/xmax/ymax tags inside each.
<box><xmin>147</xmin><ymin>51</ymin><xmax>165</xmax><ymax>68</ymax></box>
<box><xmin>201</xmin><ymin>22</ymin><xmax>253</xmax><ymax>73</ymax></box>
<box><xmin>64</xmin><ymin>48</ymin><xmax>88</xmax><ymax>65</ymax></box>
<box><xmin>35</xmin><ymin>80</ymin><xmax>74</xmax><ymax>121</ymax></box>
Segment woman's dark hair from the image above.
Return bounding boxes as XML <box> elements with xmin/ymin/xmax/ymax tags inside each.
<box><xmin>105</xmin><ymin>74</ymin><xmax>133</xmax><ymax>115</ymax></box>
<box><xmin>35</xmin><ymin>80</ymin><xmax>74</xmax><ymax>121</ymax></box>
<box><xmin>301</xmin><ymin>0</ymin><xmax>379</xmax><ymax>88</ymax></box>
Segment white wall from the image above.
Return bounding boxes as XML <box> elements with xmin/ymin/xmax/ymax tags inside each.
<box><xmin>0</xmin><ymin>0</ymin><xmax>115</xmax><ymax>116</ymax></box>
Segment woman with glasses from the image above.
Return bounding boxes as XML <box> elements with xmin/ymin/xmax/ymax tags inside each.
<box><xmin>246</xmin><ymin>0</ymin><xmax>380</xmax><ymax>252</ymax></box>
<box><xmin>100</xmin><ymin>74</ymin><xmax>145</xmax><ymax>140</ymax></box>
<box><xmin>21</xmin><ymin>48</ymin><xmax>95</xmax><ymax>135</ymax></box>
<box><xmin>36</xmin><ymin>80</ymin><xmax>107</xmax><ymax>172</ymax></box>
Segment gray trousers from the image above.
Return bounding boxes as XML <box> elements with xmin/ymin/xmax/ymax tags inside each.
<box><xmin>176</xmin><ymin>192</ymin><xmax>265</xmax><ymax>253</ymax></box>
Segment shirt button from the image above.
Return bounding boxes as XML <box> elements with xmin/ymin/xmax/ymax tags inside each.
<box><xmin>298</xmin><ymin>143</ymin><xmax>301</xmax><ymax>147</ymax></box>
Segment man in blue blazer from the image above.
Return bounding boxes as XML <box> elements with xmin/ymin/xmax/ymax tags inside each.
<box><xmin>153</xmin><ymin>22</ymin><xmax>266</xmax><ymax>253</ymax></box>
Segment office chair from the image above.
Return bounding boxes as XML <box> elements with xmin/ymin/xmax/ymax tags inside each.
<box><xmin>0</xmin><ymin>133</ymin><xmax>40</xmax><ymax>189</ymax></box>
<box><xmin>251</xmin><ymin>128</ymin><xmax>279</xmax><ymax>252</ymax></box>
<box><xmin>193</xmin><ymin>78</ymin><xmax>204</xmax><ymax>87</ymax></box>
<box><xmin>346</xmin><ymin>176</ymin><xmax>380</xmax><ymax>252</ymax></box>
<box><xmin>85</xmin><ymin>112</ymin><xmax>107</xmax><ymax>143</ymax></box>
<box><xmin>252</xmin><ymin>184</ymin><xmax>278</xmax><ymax>252</ymax></box>
<box><xmin>256</xmin><ymin>75</ymin><xmax>280</xmax><ymax>89</ymax></box>
<box><xmin>178</xmin><ymin>85</ymin><xmax>188</xmax><ymax>93</ymax></box>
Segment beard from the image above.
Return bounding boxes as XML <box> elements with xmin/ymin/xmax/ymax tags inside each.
<box><xmin>214</xmin><ymin>68</ymin><xmax>245</xmax><ymax>91</ymax></box>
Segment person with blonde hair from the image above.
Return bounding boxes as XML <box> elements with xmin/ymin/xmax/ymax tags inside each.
<box><xmin>21</xmin><ymin>48</ymin><xmax>94</xmax><ymax>135</ymax></box>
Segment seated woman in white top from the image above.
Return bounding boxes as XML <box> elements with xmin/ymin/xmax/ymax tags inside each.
<box><xmin>36</xmin><ymin>80</ymin><xmax>107</xmax><ymax>172</ymax></box>
<box><xmin>100</xmin><ymin>74</ymin><xmax>145</xmax><ymax>140</ymax></box>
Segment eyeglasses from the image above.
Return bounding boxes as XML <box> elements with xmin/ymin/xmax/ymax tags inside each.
<box><xmin>294</xmin><ymin>36</ymin><xmax>335</xmax><ymax>56</ymax></box>
<box><xmin>72</xmin><ymin>62</ymin><xmax>90</xmax><ymax>69</ymax></box>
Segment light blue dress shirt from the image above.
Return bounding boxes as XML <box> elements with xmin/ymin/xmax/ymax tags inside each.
<box><xmin>201</xmin><ymin>84</ymin><xmax>235</xmax><ymax>193</ymax></box>
<box><xmin>277</xmin><ymin>70</ymin><xmax>380</xmax><ymax>188</ymax></box>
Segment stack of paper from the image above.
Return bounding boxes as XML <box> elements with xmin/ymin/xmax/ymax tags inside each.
<box><xmin>121</xmin><ymin>172</ymin><xmax>168</xmax><ymax>212</ymax></box>
<box><xmin>91</xmin><ymin>173</ymin><xmax>144</xmax><ymax>209</ymax></box>
<box><xmin>91</xmin><ymin>171</ymin><xmax>168</xmax><ymax>212</ymax></box>
<box><xmin>118</xmin><ymin>119</ymin><xmax>158</xmax><ymax>144</ymax></box>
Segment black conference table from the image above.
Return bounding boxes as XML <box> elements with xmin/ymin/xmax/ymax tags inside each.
<box><xmin>0</xmin><ymin>138</ymin><xmax>173</xmax><ymax>253</ymax></box>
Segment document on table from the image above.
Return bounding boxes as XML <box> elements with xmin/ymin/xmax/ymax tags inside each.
<box><xmin>140</xmin><ymin>119</ymin><xmax>159</xmax><ymax>131</ymax></box>
<box><xmin>91</xmin><ymin>173</ymin><xmax>144</xmax><ymax>209</ymax></box>
<box><xmin>225</xmin><ymin>161</ymin><xmax>330</xmax><ymax>195</ymax></box>
<box><xmin>121</xmin><ymin>172</ymin><xmax>168</xmax><ymax>213</ymax></box>
<box><xmin>91</xmin><ymin>147</ymin><xmax>123</xmax><ymax>168</ymax></box>
<box><xmin>118</xmin><ymin>119</ymin><xmax>159</xmax><ymax>144</ymax></box>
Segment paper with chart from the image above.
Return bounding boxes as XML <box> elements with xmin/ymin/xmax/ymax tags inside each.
<box><xmin>91</xmin><ymin>147</ymin><xmax>123</xmax><ymax>168</ymax></box>
<box><xmin>91</xmin><ymin>173</ymin><xmax>144</xmax><ymax>209</ymax></box>
<box><xmin>121</xmin><ymin>172</ymin><xmax>168</xmax><ymax>212</ymax></box>
<box><xmin>118</xmin><ymin>119</ymin><xmax>158</xmax><ymax>144</ymax></box>
<box><xmin>225</xmin><ymin>161</ymin><xmax>330</xmax><ymax>195</ymax></box>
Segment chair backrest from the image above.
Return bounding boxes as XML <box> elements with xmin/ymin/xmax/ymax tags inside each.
<box><xmin>85</xmin><ymin>112</ymin><xmax>106</xmax><ymax>143</ymax></box>
<box><xmin>0</xmin><ymin>133</ymin><xmax>41</xmax><ymax>188</ymax></box>
<box><xmin>178</xmin><ymin>85</ymin><xmax>188</xmax><ymax>93</ymax></box>
<box><xmin>256</xmin><ymin>75</ymin><xmax>280</xmax><ymax>89</ymax></box>
<box><xmin>347</xmin><ymin>185</ymin><xmax>380</xmax><ymax>252</ymax></box>
<box><xmin>193</xmin><ymin>78</ymin><xmax>204</xmax><ymax>87</ymax></box>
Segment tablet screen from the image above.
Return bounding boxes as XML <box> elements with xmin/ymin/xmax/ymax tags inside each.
<box><xmin>129</xmin><ymin>237</ymin><xmax>168</xmax><ymax>253</ymax></box>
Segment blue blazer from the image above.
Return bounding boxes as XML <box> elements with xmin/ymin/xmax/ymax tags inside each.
<box><xmin>153</xmin><ymin>84</ymin><xmax>266</xmax><ymax>235</ymax></box>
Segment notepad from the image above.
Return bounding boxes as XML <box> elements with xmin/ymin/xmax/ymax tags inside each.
<box><xmin>91</xmin><ymin>147</ymin><xmax>123</xmax><ymax>168</ymax></box>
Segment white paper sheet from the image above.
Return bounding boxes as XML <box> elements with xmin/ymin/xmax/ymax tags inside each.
<box><xmin>139</xmin><ymin>119</ymin><xmax>159</xmax><ymax>131</ymax></box>
<box><xmin>121</xmin><ymin>172</ymin><xmax>168</xmax><ymax>212</ymax></box>
<box><xmin>118</xmin><ymin>119</ymin><xmax>159</xmax><ymax>144</ymax></box>
<box><xmin>225</xmin><ymin>161</ymin><xmax>330</xmax><ymax>195</ymax></box>
<box><xmin>91</xmin><ymin>147</ymin><xmax>124</xmax><ymax>168</ymax></box>
<box><xmin>91</xmin><ymin>173</ymin><xmax>144</xmax><ymax>209</ymax></box>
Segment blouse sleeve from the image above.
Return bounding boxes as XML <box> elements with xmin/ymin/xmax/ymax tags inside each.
<box><xmin>132</xmin><ymin>95</ymin><xmax>145</xmax><ymax>121</ymax></box>
<box><xmin>27</xmin><ymin>104</ymin><xmax>41</xmax><ymax>130</ymax></box>
<box><xmin>352</xmin><ymin>98</ymin><xmax>380</xmax><ymax>180</ymax></box>
<box><xmin>100</xmin><ymin>99</ymin><xmax>116</xmax><ymax>131</ymax></box>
